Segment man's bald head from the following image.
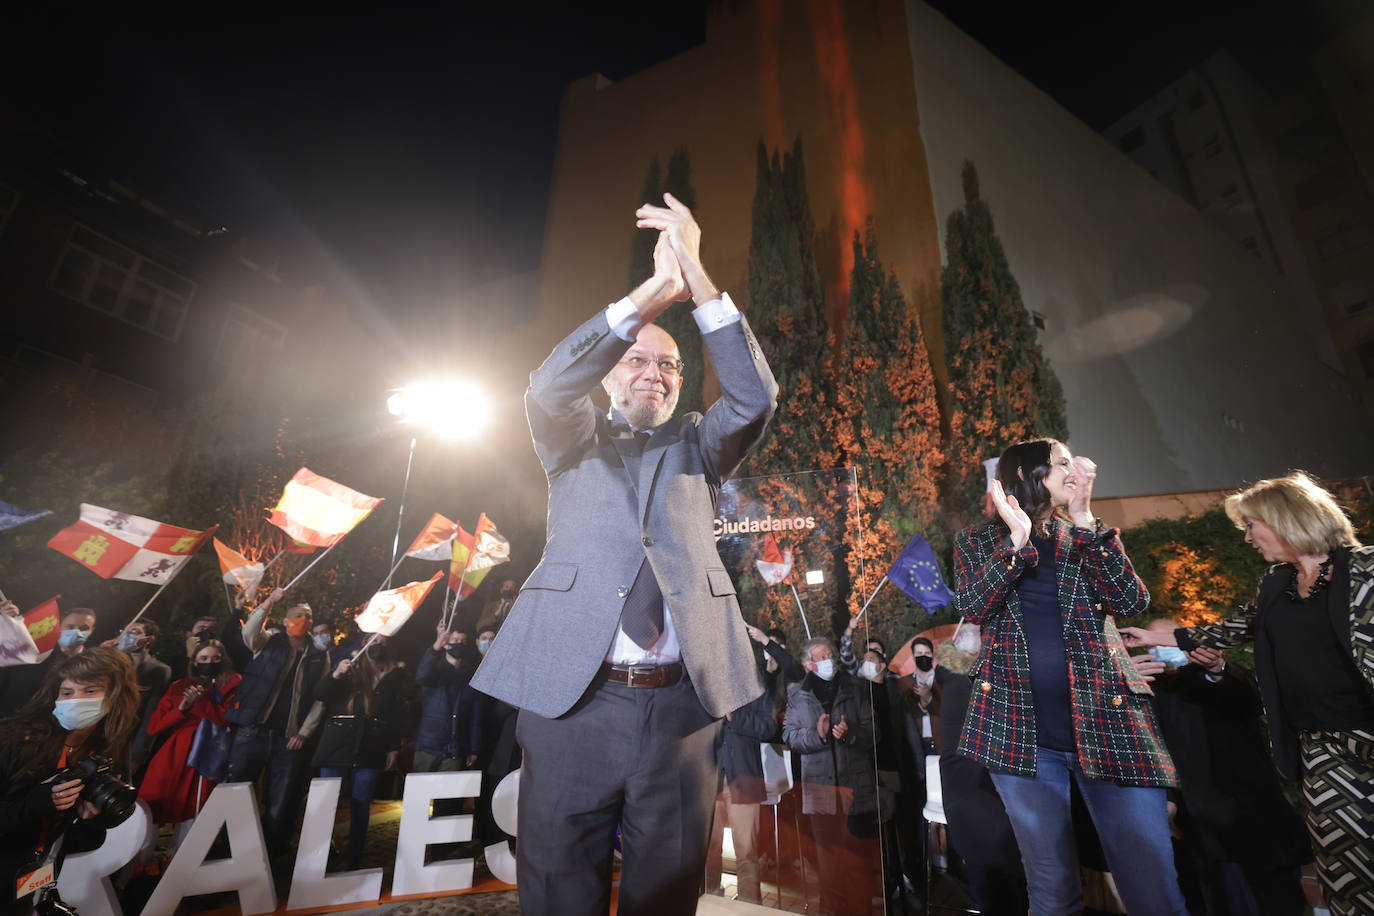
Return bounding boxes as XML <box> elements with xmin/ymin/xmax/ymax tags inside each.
<box><xmin>602</xmin><ymin>323</ymin><xmax>684</xmax><ymax>429</ymax></box>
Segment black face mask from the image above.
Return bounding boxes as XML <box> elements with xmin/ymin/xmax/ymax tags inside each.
<box><xmin>914</xmin><ymin>655</ymin><xmax>934</xmax><ymax>673</ymax></box>
<box><xmin>195</xmin><ymin>661</ymin><xmax>224</xmax><ymax>678</ymax></box>
<box><xmin>367</xmin><ymin>644</ymin><xmax>387</xmax><ymax>661</ymax></box>
<box><xmin>445</xmin><ymin>644</ymin><xmax>464</xmax><ymax>659</ymax></box>
<box><xmin>192</xmin><ymin>629</ymin><xmax>213</xmax><ymax>642</ymax></box>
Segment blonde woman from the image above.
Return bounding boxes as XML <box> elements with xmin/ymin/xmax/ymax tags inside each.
<box><xmin>1123</xmin><ymin>471</ymin><xmax>1374</xmax><ymax>916</ymax></box>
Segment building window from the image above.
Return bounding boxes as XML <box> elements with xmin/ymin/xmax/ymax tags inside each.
<box><xmin>0</xmin><ymin>182</ymin><xmax>17</xmax><ymax>233</ymax></box>
<box><xmin>1120</xmin><ymin>127</ymin><xmax>1146</xmax><ymax>155</ymax></box>
<box><xmin>1031</xmin><ymin>311</ymin><xmax>1046</xmax><ymax>331</ymax></box>
<box><xmin>216</xmin><ymin>302</ymin><xmax>287</xmax><ymax>365</ymax></box>
<box><xmin>49</xmin><ymin>224</ymin><xmax>194</xmax><ymax>341</ymax></box>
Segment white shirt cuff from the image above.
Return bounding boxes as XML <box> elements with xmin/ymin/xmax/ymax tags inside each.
<box><xmin>606</xmin><ymin>297</ymin><xmax>643</xmax><ymax>342</ymax></box>
<box><xmin>693</xmin><ymin>292</ymin><xmax>741</xmax><ymax>333</ymax></box>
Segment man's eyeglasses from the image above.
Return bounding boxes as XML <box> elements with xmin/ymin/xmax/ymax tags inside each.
<box><xmin>619</xmin><ymin>355</ymin><xmax>685</xmax><ymax>377</ymax></box>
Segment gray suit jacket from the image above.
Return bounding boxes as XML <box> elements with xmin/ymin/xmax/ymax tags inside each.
<box><xmin>470</xmin><ymin>307</ymin><xmax>778</xmax><ymax>719</ymax></box>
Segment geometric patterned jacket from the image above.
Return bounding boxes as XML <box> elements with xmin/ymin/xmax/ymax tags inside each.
<box><xmin>1176</xmin><ymin>544</ymin><xmax>1374</xmax><ymax>780</ymax></box>
<box><xmin>954</xmin><ymin>517</ymin><xmax>1178</xmax><ymax>787</ymax></box>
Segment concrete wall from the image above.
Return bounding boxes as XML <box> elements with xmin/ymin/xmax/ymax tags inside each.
<box><xmin>905</xmin><ymin>0</ymin><xmax>1374</xmax><ymax>495</ymax></box>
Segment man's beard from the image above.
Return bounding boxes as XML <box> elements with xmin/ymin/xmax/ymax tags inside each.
<box><xmin>607</xmin><ymin>379</ymin><xmax>678</xmax><ymax>429</ymax></box>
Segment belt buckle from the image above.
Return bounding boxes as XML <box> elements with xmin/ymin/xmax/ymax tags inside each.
<box><xmin>626</xmin><ymin>665</ymin><xmax>653</xmax><ymax>688</ymax></box>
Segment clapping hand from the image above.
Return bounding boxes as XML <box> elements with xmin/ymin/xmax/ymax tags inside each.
<box><xmin>635</xmin><ymin>193</ymin><xmax>718</xmax><ymax>306</ymax></box>
<box><xmin>831</xmin><ymin>714</ymin><xmax>849</xmax><ymax>741</ymax></box>
<box><xmin>179</xmin><ymin>683</ymin><xmax>207</xmax><ymax>711</ymax></box>
<box><xmin>990</xmin><ymin>480</ymin><xmax>1032</xmax><ymax>549</ymax></box>
<box><xmin>1068</xmin><ymin>456</ymin><xmax>1097</xmax><ymax>527</ymax></box>
<box><xmin>1119</xmin><ymin>626</ymin><xmax>1171</xmax><ymax>649</ymax></box>
<box><xmin>1129</xmin><ymin>655</ymin><xmax>1167</xmax><ymax>684</ymax></box>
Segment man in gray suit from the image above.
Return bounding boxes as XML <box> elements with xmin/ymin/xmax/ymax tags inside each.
<box><xmin>471</xmin><ymin>193</ymin><xmax>778</xmax><ymax>915</ymax></box>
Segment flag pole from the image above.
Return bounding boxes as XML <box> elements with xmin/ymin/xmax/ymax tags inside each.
<box><xmin>281</xmin><ymin>542</ymin><xmax>340</xmax><ymax>592</ymax></box>
<box><xmin>386</xmin><ymin>437</ymin><xmax>418</xmax><ymax>590</ymax></box>
<box><xmin>123</xmin><ymin>574</ymin><xmax>180</xmax><ymax>632</ymax></box>
<box><xmin>260</xmin><ymin>549</ymin><xmax>287</xmax><ymax>573</ymax></box>
<box><xmin>445</xmin><ymin>549</ymin><xmax>477</xmax><ymax>630</ymax></box>
<box><xmin>788</xmin><ymin>583</ymin><xmax>812</xmax><ymax>640</ymax></box>
<box><xmin>853</xmin><ymin>577</ymin><xmax>890</xmax><ymax>623</ymax></box>
<box><xmin>349</xmin><ymin>631</ymin><xmax>382</xmax><ymax>663</ymax></box>
<box><xmin>375</xmin><ymin>554</ymin><xmax>408</xmax><ymax>596</ymax></box>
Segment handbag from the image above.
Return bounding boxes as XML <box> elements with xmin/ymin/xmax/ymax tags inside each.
<box><xmin>187</xmin><ymin>684</ymin><xmax>233</xmax><ymax>782</ymax></box>
<box><xmin>311</xmin><ymin>715</ymin><xmax>385</xmax><ymax>769</ymax></box>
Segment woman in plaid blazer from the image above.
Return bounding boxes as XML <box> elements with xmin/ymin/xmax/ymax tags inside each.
<box><xmin>954</xmin><ymin>439</ymin><xmax>1185</xmax><ymax>916</ymax></box>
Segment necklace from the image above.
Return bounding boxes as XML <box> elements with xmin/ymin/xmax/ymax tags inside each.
<box><xmin>1285</xmin><ymin>556</ymin><xmax>1333</xmax><ymax>601</ymax></box>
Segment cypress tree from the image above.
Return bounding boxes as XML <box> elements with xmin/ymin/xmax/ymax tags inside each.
<box><xmin>835</xmin><ymin>223</ymin><xmax>949</xmax><ymax>639</ymax></box>
<box><xmin>941</xmin><ymin>161</ymin><xmax>1068</xmax><ymax>525</ymax></box>
<box><xmin>627</xmin><ymin>148</ymin><xmax>703</xmax><ymax>415</ymax></box>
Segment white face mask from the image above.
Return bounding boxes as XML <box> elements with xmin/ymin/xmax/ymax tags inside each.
<box><xmin>859</xmin><ymin>660</ymin><xmax>880</xmax><ymax>681</ymax></box>
<box><xmin>312</xmin><ymin>634</ymin><xmax>331</xmax><ymax>650</ymax></box>
<box><xmin>54</xmin><ymin>697</ymin><xmax>107</xmax><ymax>731</ymax></box>
<box><xmin>814</xmin><ymin>658</ymin><xmax>836</xmax><ymax>681</ymax></box>
<box><xmin>116</xmin><ymin>631</ymin><xmax>143</xmax><ymax>653</ymax></box>
<box><xmin>58</xmin><ymin>629</ymin><xmax>89</xmax><ymax>649</ymax></box>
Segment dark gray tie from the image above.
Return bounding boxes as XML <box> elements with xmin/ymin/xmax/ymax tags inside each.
<box><xmin>619</xmin><ymin>430</ymin><xmax>663</xmax><ymax>649</ymax></box>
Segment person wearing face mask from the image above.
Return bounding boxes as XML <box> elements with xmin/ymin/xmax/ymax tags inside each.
<box><xmin>956</xmin><ymin>438</ymin><xmax>1185</xmax><ymax>916</ymax></box>
<box><xmin>475</xmin><ymin>579</ymin><xmax>518</xmax><ymax>635</ymax></box>
<box><xmin>225</xmin><ymin>588</ymin><xmax>327</xmax><ymax>861</ymax></box>
<box><xmin>138</xmin><ymin>640</ymin><xmax>241</xmax><ymax>856</ymax></box>
<box><xmin>1128</xmin><ymin>622</ymin><xmax>1313</xmax><ymax>915</ymax></box>
<box><xmin>414</xmin><ymin>624</ymin><xmax>484</xmax><ymax>773</ymax></box>
<box><xmin>0</xmin><ymin>647</ymin><xmax>141</xmax><ymax>915</ymax></box>
<box><xmin>0</xmin><ymin>608</ymin><xmax>98</xmax><ymax>718</ymax></box>
<box><xmin>311</xmin><ymin>635</ymin><xmax>410</xmax><ymax>870</ymax></box>
<box><xmin>861</xmin><ymin>648</ymin><xmax>923</xmax><ymax>909</ymax></box>
<box><xmin>782</xmin><ymin>637</ymin><xmax>878</xmax><ymax>916</ymax></box>
<box><xmin>158</xmin><ymin>613</ymin><xmax>219</xmax><ymax>687</ymax></box>
<box><xmin>104</xmin><ymin>619</ymin><xmax>173</xmax><ymax>777</ymax></box>
<box><xmin>1122</xmin><ymin>472</ymin><xmax>1374</xmax><ymax>916</ymax></box>
<box><xmin>897</xmin><ymin>636</ymin><xmax>942</xmax><ymax>764</ymax></box>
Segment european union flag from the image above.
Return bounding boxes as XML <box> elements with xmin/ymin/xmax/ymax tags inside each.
<box><xmin>0</xmin><ymin>499</ymin><xmax>52</xmax><ymax>533</ymax></box>
<box><xmin>887</xmin><ymin>533</ymin><xmax>954</xmax><ymax>613</ymax></box>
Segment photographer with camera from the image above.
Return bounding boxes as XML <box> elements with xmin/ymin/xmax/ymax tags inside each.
<box><xmin>0</xmin><ymin>647</ymin><xmax>141</xmax><ymax>916</ymax></box>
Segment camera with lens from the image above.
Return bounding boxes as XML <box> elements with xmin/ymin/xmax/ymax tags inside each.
<box><xmin>53</xmin><ymin>755</ymin><xmax>137</xmax><ymax>828</ymax></box>
<box><xmin>35</xmin><ymin>886</ymin><xmax>79</xmax><ymax>916</ymax></box>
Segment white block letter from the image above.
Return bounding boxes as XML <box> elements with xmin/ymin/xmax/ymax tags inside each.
<box><xmin>392</xmin><ymin>771</ymin><xmax>481</xmax><ymax>896</ymax></box>
<box><xmin>287</xmin><ymin>777</ymin><xmax>383</xmax><ymax>909</ymax></box>
<box><xmin>58</xmin><ymin>799</ymin><xmax>151</xmax><ymax>916</ymax></box>
<box><xmin>483</xmin><ymin>768</ymin><xmax>520</xmax><ymax>886</ymax></box>
<box><xmin>140</xmin><ymin>783</ymin><xmax>276</xmax><ymax>916</ymax></box>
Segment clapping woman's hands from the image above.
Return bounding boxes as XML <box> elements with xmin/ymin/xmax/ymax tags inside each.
<box><xmin>990</xmin><ymin>480</ymin><xmax>1032</xmax><ymax>549</ymax></box>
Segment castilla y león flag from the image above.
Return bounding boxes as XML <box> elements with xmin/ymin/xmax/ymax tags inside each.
<box><xmin>267</xmin><ymin>468</ymin><xmax>383</xmax><ymax>548</ymax></box>
<box><xmin>48</xmin><ymin>505</ymin><xmax>216</xmax><ymax>584</ymax></box>
<box><xmin>0</xmin><ymin>596</ymin><xmax>58</xmax><ymax>666</ymax></box>
<box><xmin>449</xmin><ymin>513</ymin><xmax>510</xmax><ymax>599</ymax></box>
<box><xmin>356</xmin><ymin>572</ymin><xmax>444</xmax><ymax>636</ymax></box>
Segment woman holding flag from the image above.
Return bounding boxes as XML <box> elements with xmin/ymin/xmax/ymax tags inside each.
<box><xmin>139</xmin><ymin>639</ymin><xmax>241</xmax><ymax>855</ymax></box>
<box><xmin>311</xmin><ymin>636</ymin><xmax>412</xmax><ymax>870</ymax></box>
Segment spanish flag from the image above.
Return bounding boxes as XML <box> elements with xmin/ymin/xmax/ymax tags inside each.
<box><xmin>266</xmin><ymin>468</ymin><xmax>383</xmax><ymax>548</ymax></box>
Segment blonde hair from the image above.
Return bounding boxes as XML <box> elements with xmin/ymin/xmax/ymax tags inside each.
<box><xmin>935</xmin><ymin>640</ymin><xmax>976</xmax><ymax>675</ymax></box>
<box><xmin>1224</xmin><ymin>471</ymin><xmax>1360</xmax><ymax>557</ymax></box>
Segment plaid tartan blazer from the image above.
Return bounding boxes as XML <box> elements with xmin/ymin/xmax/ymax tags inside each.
<box><xmin>954</xmin><ymin>518</ymin><xmax>1178</xmax><ymax>787</ymax></box>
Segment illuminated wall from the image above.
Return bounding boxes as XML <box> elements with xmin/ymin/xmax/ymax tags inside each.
<box><xmin>529</xmin><ymin>0</ymin><xmax>1373</xmax><ymax>498</ymax></box>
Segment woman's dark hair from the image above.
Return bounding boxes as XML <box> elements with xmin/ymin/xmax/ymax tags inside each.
<box><xmin>0</xmin><ymin>647</ymin><xmax>142</xmax><ymax>782</ymax></box>
<box><xmin>996</xmin><ymin>438</ymin><xmax>1062</xmax><ymax>530</ymax></box>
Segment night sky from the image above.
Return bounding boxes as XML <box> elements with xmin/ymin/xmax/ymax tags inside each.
<box><xmin>2</xmin><ymin>0</ymin><xmax>1355</xmax><ymax>330</ymax></box>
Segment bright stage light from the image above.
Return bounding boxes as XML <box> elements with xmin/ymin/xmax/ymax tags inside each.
<box><xmin>805</xmin><ymin>569</ymin><xmax>825</xmax><ymax>586</ymax></box>
<box><xmin>386</xmin><ymin>380</ymin><xmax>490</xmax><ymax>439</ymax></box>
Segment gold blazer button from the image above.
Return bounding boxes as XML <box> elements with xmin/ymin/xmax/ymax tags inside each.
<box><xmin>980</xmin><ymin>681</ymin><xmax>992</xmax><ymax>693</ymax></box>
<box><xmin>1111</xmin><ymin>696</ymin><xmax>1123</xmax><ymax>707</ymax></box>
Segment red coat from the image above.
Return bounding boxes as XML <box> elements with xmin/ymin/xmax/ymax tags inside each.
<box><xmin>138</xmin><ymin>675</ymin><xmax>241</xmax><ymax>824</ymax></box>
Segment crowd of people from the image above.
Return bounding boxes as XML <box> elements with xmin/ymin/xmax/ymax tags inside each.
<box><xmin>2</xmin><ymin>190</ymin><xmax>1370</xmax><ymax>916</ymax></box>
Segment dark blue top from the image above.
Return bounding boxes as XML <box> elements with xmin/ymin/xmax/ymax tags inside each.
<box><xmin>1018</xmin><ymin>532</ymin><xmax>1074</xmax><ymax>751</ymax></box>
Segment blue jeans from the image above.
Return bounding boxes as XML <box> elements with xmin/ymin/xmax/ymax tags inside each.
<box><xmin>989</xmin><ymin>747</ymin><xmax>1186</xmax><ymax>916</ymax></box>
<box><xmin>319</xmin><ymin>766</ymin><xmax>381</xmax><ymax>869</ymax></box>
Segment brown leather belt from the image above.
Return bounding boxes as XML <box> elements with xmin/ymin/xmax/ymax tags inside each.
<box><xmin>602</xmin><ymin>661</ymin><xmax>685</xmax><ymax>688</ymax></box>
